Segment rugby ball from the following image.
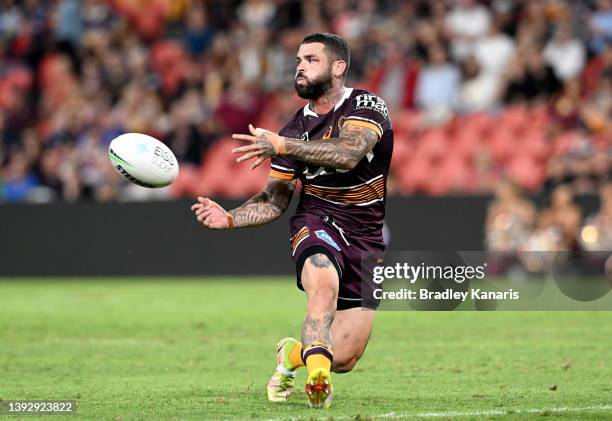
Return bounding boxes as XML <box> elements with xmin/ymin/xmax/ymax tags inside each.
<box><xmin>108</xmin><ymin>133</ymin><xmax>179</xmax><ymax>188</ymax></box>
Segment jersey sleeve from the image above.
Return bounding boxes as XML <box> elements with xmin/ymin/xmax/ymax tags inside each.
<box><xmin>270</xmin><ymin>156</ymin><xmax>298</xmax><ymax>180</ymax></box>
<box><xmin>269</xmin><ymin>125</ymin><xmax>299</xmax><ymax>180</ymax></box>
<box><xmin>343</xmin><ymin>93</ymin><xmax>390</xmax><ymax>141</ymax></box>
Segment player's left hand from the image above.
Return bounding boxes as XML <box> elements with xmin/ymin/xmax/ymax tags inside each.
<box><xmin>190</xmin><ymin>197</ymin><xmax>233</xmax><ymax>229</ymax></box>
<box><xmin>232</xmin><ymin>124</ymin><xmax>287</xmax><ymax>169</ymax></box>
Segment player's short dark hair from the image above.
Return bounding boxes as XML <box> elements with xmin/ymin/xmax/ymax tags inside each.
<box><xmin>301</xmin><ymin>33</ymin><xmax>350</xmax><ymax>78</ymax></box>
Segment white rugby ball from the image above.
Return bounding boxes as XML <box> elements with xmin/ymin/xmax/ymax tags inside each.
<box><xmin>108</xmin><ymin>133</ymin><xmax>179</xmax><ymax>188</ymax></box>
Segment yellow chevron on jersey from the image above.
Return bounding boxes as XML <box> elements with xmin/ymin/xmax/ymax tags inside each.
<box><xmin>342</xmin><ymin>116</ymin><xmax>383</xmax><ymax>140</ymax></box>
<box><xmin>303</xmin><ymin>175</ymin><xmax>385</xmax><ymax>206</ymax></box>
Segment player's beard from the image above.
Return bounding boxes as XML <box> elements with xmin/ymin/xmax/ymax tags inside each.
<box><xmin>294</xmin><ymin>67</ymin><xmax>333</xmax><ymax>100</ymax></box>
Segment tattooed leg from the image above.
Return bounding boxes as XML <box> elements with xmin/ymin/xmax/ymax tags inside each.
<box><xmin>299</xmin><ymin>252</ymin><xmax>337</xmax><ymax>409</ymax></box>
<box><xmin>300</xmin><ymin>253</ymin><xmax>339</xmax><ymax>347</ymax></box>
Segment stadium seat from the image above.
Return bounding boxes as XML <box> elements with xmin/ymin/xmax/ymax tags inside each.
<box><xmin>169</xmin><ymin>164</ymin><xmax>201</xmax><ymax>197</ymax></box>
<box><xmin>489</xmin><ymin>130</ymin><xmax>517</xmax><ymax>164</ymax></box>
<box><xmin>453</xmin><ymin>130</ymin><xmax>482</xmax><ymax>160</ymax></box>
<box><xmin>459</xmin><ymin>112</ymin><xmax>495</xmax><ymax>137</ymax></box>
<box><xmin>413</xmin><ymin>128</ymin><xmax>448</xmax><ymax>162</ymax></box>
<box><xmin>518</xmin><ymin>131</ymin><xmax>550</xmax><ymax>161</ymax></box>
<box><xmin>395</xmin><ymin>156</ymin><xmax>429</xmax><ymax>194</ymax></box>
<box><xmin>498</xmin><ymin>104</ymin><xmax>529</xmax><ymax>135</ymax></box>
<box><xmin>392</xmin><ymin>109</ymin><xmax>423</xmax><ymax>135</ymax></box>
<box><xmin>390</xmin><ymin>133</ymin><xmax>412</xmax><ymax>173</ymax></box>
<box><xmin>194</xmin><ymin>137</ymin><xmax>268</xmax><ymax>198</ymax></box>
<box><xmin>552</xmin><ymin>131</ymin><xmax>583</xmax><ymax>156</ymax></box>
<box><xmin>428</xmin><ymin>157</ymin><xmax>472</xmax><ymax>195</ymax></box>
<box><xmin>505</xmin><ymin>156</ymin><xmax>544</xmax><ymax>191</ymax></box>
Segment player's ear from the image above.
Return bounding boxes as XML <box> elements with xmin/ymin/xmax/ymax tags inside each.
<box><xmin>333</xmin><ymin>60</ymin><xmax>347</xmax><ymax>79</ymax></box>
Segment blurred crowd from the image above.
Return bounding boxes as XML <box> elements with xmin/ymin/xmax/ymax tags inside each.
<box><xmin>486</xmin><ymin>179</ymin><xmax>611</xmax><ymax>275</ymax></box>
<box><xmin>0</xmin><ymin>0</ymin><xmax>610</xmax><ymax>203</ymax></box>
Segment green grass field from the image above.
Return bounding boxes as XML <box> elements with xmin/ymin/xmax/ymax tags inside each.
<box><xmin>1</xmin><ymin>278</ymin><xmax>612</xmax><ymax>420</ymax></box>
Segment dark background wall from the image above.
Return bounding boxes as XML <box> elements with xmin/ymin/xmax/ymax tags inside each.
<box><xmin>0</xmin><ymin>196</ymin><xmax>598</xmax><ymax>276</ymax></box>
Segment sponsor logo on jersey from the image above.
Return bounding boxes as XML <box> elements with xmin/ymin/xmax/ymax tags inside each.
<box><xmin>315</xmin><ymin>230</ymin><xmax>341</xmax><ymax>251</ymax></box>
<box><xmin>354</xmin><ymin>94</ymin><xmax>389</xmax><ymax>119</ymax></box>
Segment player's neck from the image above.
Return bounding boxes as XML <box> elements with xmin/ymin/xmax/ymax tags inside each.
<box><xmin>309</xmin><ymin>85</ymin><xmax>346</xmax><ymax>115</ymax></box>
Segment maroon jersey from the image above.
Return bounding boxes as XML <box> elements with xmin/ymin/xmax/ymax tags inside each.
<box><xmin>270</xmin><ymin>88</ymin><xmax>393</xmax><ymax>239</ymax></box>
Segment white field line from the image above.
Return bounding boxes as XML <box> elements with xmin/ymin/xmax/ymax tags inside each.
<box><xmin>256</xmin><ymin>403</ymin><xmax>612</xmax><ymax>421</ymax></box>
<box><xmin>414</xmin><ymin>404</ymin><xmax>612</xmax><ymax>418</ymax></box>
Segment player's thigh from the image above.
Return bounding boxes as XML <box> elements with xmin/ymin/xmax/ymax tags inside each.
<box><xmin>331</xmin><ymin>307</ymin><xmax>376</xmax><ymax>371</ymax></box>
<box><xmin>300</xmin><ymin>252</ymin><xmax>340</xmax><ymax>306</ymax></box>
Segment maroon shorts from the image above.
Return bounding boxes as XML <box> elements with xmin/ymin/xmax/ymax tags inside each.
<box><xmin>289</xmin><ymin>213</ymin><xmax>385</xmax><ymax>310</ymax></box>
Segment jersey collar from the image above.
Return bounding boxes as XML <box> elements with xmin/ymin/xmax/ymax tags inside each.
<box><xmin>302</xmin><ymin>87</ymin><xmax>354</xmax><ymax>117</ymax></box>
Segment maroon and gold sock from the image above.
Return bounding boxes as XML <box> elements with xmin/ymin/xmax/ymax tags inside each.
<box><xmin>302</xmin><ymin>341</ymin><xmax>333</xmax><ymax>375</ymax></box>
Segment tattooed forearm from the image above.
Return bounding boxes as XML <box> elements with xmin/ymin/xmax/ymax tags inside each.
<box><xmin>284</xmin><ymin>124</ymin><xmax>378</xmax><ymax>170</ymax></box>
<box><xmin>228</xmin><ymin>177</ymin><xmax>295</xmax><ymax>228</ymax></box>
<box><xmin>302</xmin><ymin>312</ymin><xmax>334</xmax><ymax>346</ymax></box>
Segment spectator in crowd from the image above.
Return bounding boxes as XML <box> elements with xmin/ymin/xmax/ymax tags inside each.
<box><xmin>457</xmin><ymin>54</ymin><xmax>501</xmax><ymax>112</ymax></box>
<box><xmin>473</xmin><ymin>19</ymin><xmax>515</xmax><ymax>77</ymax></box>
<box><xmin>579</xmin><ymin>182</ymin><xmax>612</xmax><ymax>251</ymax></box>
<box><xmin>237</xmin><ymin>0</ymin><xmax>277</xmax><ymax>31</ymax></box>
<box><xmin>589</xmin><ymin>0</ymin><xmax>612</xmax><ymax>54</ymax></box>
<box><xmin>2</xmin><ymin>149</ymin><xmax>39</xmax><ymax>202</ymax></box>
<box><xmin>183</xmin><ymin>4</ymin><xmax>214</xmax><ymax>56</ymax></box>
<box><xmin>445</xmin><ymin>0</ymin><xmax>492</xmax><ymax>60</ymax></box>
<box><xmin>54</xmin><ymin>0</ymin><xmax>83</xmax><ymax>45</ymax></box>
<box><xmin>0</xmin><ymin>0</ymin><xmax>609</xmax><ymax>203</ymax></box>
<box><xmin>414</xmin><ymin>43</ymin><xmax>460</xmax><ymax>119</ymax></box>
<box><xmin>517</xmin><ymin>185</ymin><xmax>582</xmax><ymax>273</ymax></box>
<box><xmin>525</xmin><ymin>185</ymin><xmax>582</xmax><ymax>252</ymax></box>
<box><xmin>486</xmin><ymin>179</ymin><xmax>536</xmax><ymax>252</ymax></box>
<box><xmin>583</xmin><ymin>42</ymin><xmax>612</xmax><ymax>97</ymax></box>
<box><xmin>366</xmin><ymin>40</ymin><xmax>419</xmax><ymax>110</ymax></box>
<box><xmin>485</xmin><ymin>179</ymin><xmax>536</xmax><ymax>274</ymax></box>
<box><xmin>543</xmin><ymin>25</ymin><xmax>586</xmax><ymax>82</ymax></box>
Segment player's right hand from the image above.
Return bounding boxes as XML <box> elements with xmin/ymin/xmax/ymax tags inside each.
<box><xmin>190</xmin><ymin>197</ymin><xmax>234</xmax><ymax>229</ymax></box>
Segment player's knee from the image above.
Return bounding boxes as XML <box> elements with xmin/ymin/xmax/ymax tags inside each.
<box><xmin>306</xmin><ymin>283</ymin><xmax>337</xmax><ymax>311</ymax></box>
<box><xmin>332</xmin><ymin>354</ymin><xmax>359</xmax><ymax>373</ymax></box>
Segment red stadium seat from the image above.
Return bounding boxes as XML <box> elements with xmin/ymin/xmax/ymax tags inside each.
<box><xmin>193</xmin><ymin>137</ymin><xmax>269</xmax><ymax>198</ymax></box>
<box><xmin>505</xmin><ymin>156</ymin><xmax>544</xmax><ymax>191</ymax></box>
<box><xmin>552</xmin><ymin>131</ymin><xmax>582</xmax><ymax>156</ymax></box>
<box><xmin>390</xmin><ymin>133</ymin><xmax>412</xmax><ymax>173</ymax></box>
<box><xmin>460</xmin><ymin>112</ymin><xmax>495</xmax><ymax>137</ymax></box>
<box><xmin>453</xmin><ymin>130</ymin><xmax>482</xmax><ymax>160</ymax></box>
<box><xmin>395</xmin><ymin>156</ymin><xmax>430</xmax><ymax>194</ymax></box>
<box><xmin>427</xmin><ymin>157</ymin><xmax>472</xmax><ymax>195</ymax></box>
<box><xmin>391</xmin><ymin>109</ymin><xmax>423</xmax><ymax>135</ymax></box>
<box><xmin>169</xmin><ymin>163</ymin><xmax>201</xmax><ymax>197</ymax></box>
<box><xmin>498</xmin><ymin>104</ymin><xmax>529</xmax><ymax>135</ymax></box>
<box><xmin>490</xmin><ymin>130</ymin><xmax>516</xmax><ymax>164</ymax></box>
<box><xmin>518</xmin><ymin>131</ymin><xmax>550</xmax><ymax>161</ymax></box>
<box><xmin>413</xmin><ymin>128</ymin><xmax>448</xmax><ymax>162</ymax></box>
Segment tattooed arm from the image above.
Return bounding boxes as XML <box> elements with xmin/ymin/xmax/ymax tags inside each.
<box><xmin>232</xmin><ymin>123</ymin><xmax>379</xmax><ymax>171</ymax></box>
<box><xmin>190</xmin><ymin>176</ymin><xmax>296</xmax><ymax>229</ymax></box>
<box><xmin>284</xmin><ymin>124</ymin><xmax>378</xmax><ymax>170</ymax></box>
